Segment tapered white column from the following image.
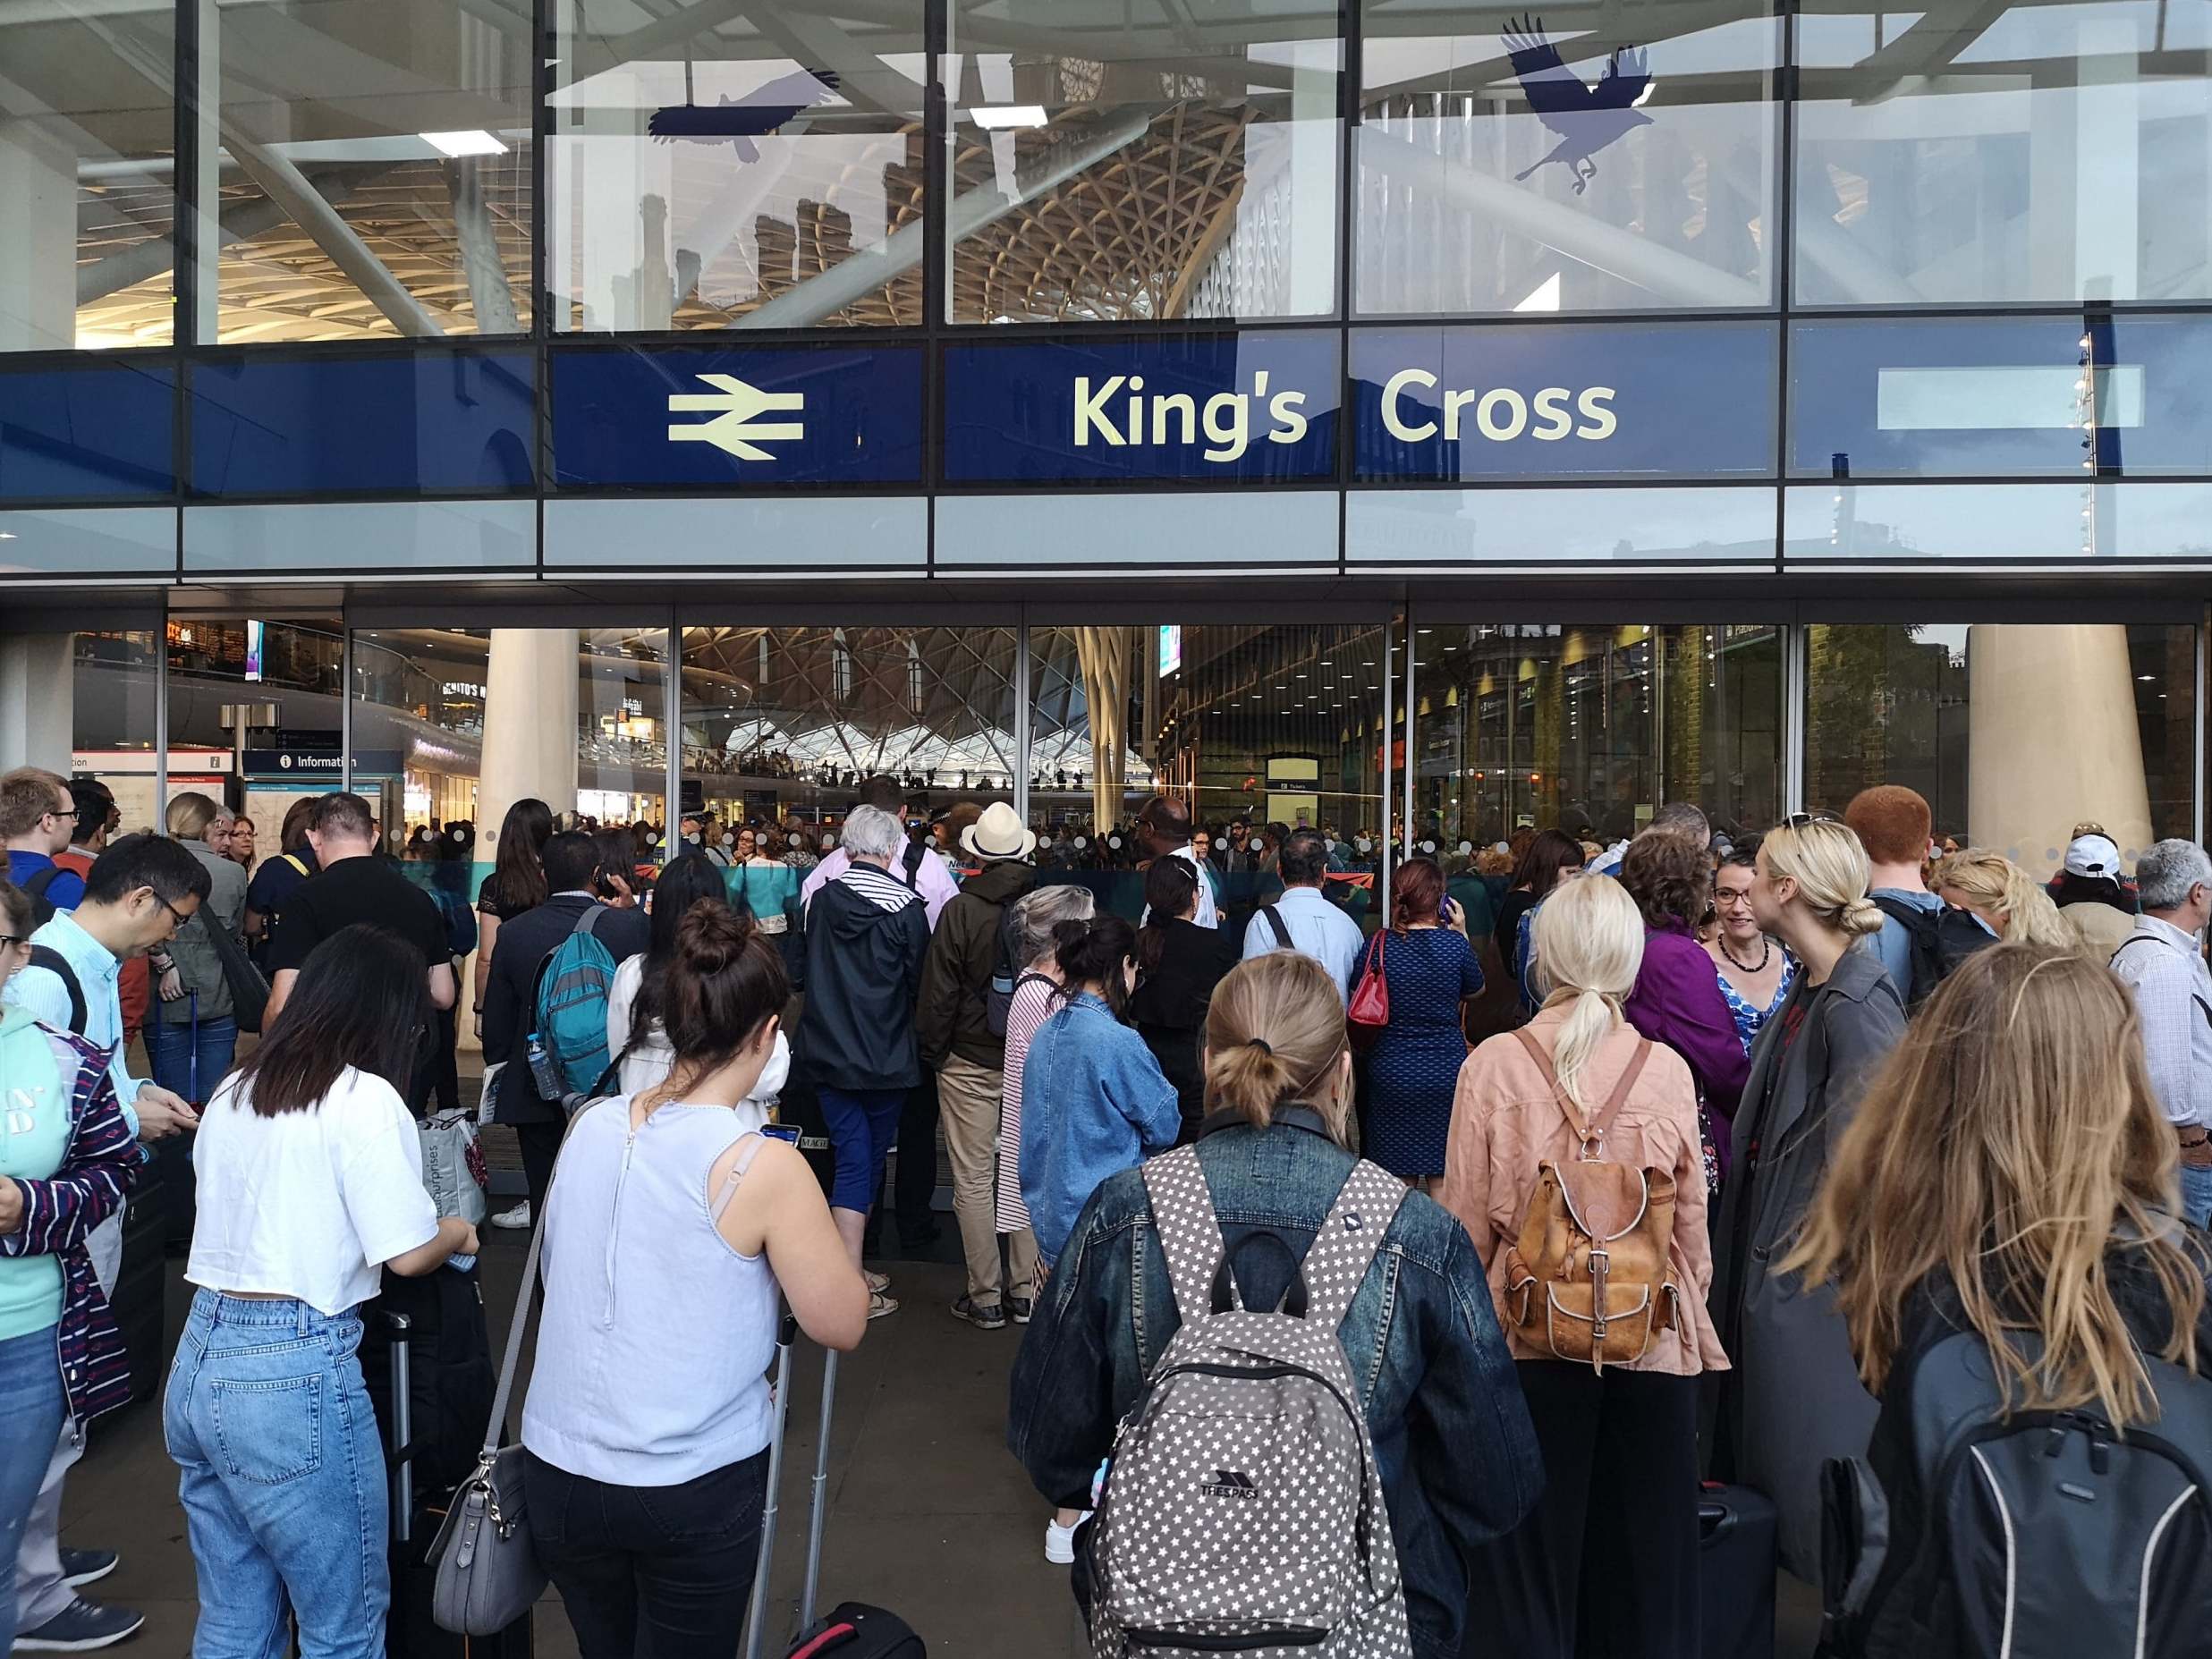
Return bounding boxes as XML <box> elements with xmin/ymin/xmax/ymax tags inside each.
<box><xmin>479</xmin><ymin>629</ymin><xmax>580</xmax><ymax>841</ymax></box>
<box><xmin>0</xmin><ymin>634</ymin><xmax>76</xmax><ymax>774</ymax></box>
<box><xmin>0</xmin><ymin>124</ymin><xmax>78</xmax><ymax>350</ymax></box>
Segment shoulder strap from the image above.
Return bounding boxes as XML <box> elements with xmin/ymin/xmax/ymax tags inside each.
<box><xmin>27</xmin><ymin>944</ymin><xmax>86</xmax><ymax>1037</ymax></box>
<box><xmin>1261</xmin><ymin>904</ymin><xmax>1292</xmax><ymax>950</ymax></box>
<box><xmin>1510</xmin><ymin>1026</ymin><xmax>1651</xmax><ymax>1152</ymax></box>
<box><xmin>282</xmin><ymin>852</ymin><xmax>309</xmax><ymax>877</ymax></box>
<box><xmin>22</xmin><ymin>864</ymin><xmax>60</xmax><ymax>901</ymax></box>
<box><xmin>1140</xmin><ymin>1145</ymin><xmax>1229</xmax><ymax>1324</ymax></box>
<box><xmin>1300</xmin><ymin>1160</ymin><xmax>1408</xmax><ymax>1330</ymax></box>
<box><xmin>900</xmin><ymin>837</ymin><xmax>926</xmax><ymax>890</ymax></box>
<box><xmin>708</xmin><ymin>1132</ymin><xmax>767</xmax><ymax>1224</ymax></box>
<box><xmin>479</xmin><ymin>1105</ymin><xmax>597</xmax><ymax>1460</ymax></box>
<box><xmin>575</xmin><ymin>902</ymin><xmax>607</xmax><ymax>941</ymax></box>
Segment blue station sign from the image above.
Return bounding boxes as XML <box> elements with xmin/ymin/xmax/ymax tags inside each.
<box><xmin>551</xmin><ymin>346</ymin><xmax>924</xmax><ymax>489</ymax></box>
<box><xmin>942</xmin><ymin>332</ymin><xmax>1340</xmax><ymax>484</ymax></box>
<box><xmin>1350</xmin><ymin>321</ymin><xmax>1778</xmax><ymax>482</ymax></box>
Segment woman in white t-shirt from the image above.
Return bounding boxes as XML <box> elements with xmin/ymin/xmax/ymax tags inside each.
<box><xmin>168</xmin><ymin>922</ymin><xmax>477</xmax><ymax>1659</ymax></box>
<box><xmin>606</xmin><ymin>852</ymin><xmax>792</xmax><ymax>1104</ymax></box>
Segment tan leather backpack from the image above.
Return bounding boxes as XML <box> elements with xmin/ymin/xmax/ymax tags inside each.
<box><xmin>1500</xmin><ymin>1028</ymin><xmax>1680</xmax><ymax>1373</ymax></box>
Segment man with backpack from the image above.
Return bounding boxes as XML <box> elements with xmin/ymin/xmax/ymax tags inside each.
<box><xmin>1845</xmin><ymin>785</ymin><xmax>1989</xmax><ymax>1005</ymax></box>
<box><xmin>2</xmin><ymin>767</ymin><xmax>87</xmax><ymax>919</ymax></box>
<box><xmin>801</xmin><ymin>774</ymin><xmax>959</xmax><ymax>928</ymax></box>
<box><xmin>915</xmin><ymin>802</ymin><xmax>1038</xmax><ymax>1331</ymax></box>
<box><xmin>480</xmin><ymin>829</ymin><xmax>648</xmax><ymax>1227</ymax></box>
<box><xmin>2106</xmin><ymin>839</ymin><xmax>2212</xmax><ymax>1229</ymax></box>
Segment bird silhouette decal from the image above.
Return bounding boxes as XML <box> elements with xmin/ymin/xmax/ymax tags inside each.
<box><xmin>648</xmin><ymin>67</ymin><xmax>841</xmax><ymax>163</ymax></box>
<box><xmin>1502</xmin><ymin>17</ymin><xmax>1654</xmax><ymax>194</ymax></box>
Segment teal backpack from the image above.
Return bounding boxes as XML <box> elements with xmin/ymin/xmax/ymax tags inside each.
<box><xmin>524</xmin><ymin>906</ymin><xmax>619</xmax><ymax>1109</ymax></box>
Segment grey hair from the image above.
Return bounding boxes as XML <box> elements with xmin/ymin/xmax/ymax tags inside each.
<box><xmin>1645</xmin><ymin>801</ymin><xmax>1710</xmax><ymax>845</ymax></box>
<box><xmin>1013</xmin><ymin>885</ymin><xmax>1096</xmax><ymax>969</ymax></box>
<box><xmin>840</xmin><ymin>803</ymin><xmax>905</xmax><ymax>863</ymax></box>
<box><xmin>2136</xmin><ymin>838</ymin><xmax>2212</xmax><ymax>912</ymax></box>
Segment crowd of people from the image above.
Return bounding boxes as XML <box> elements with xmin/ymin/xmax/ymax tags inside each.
<box><xmin>0</xmin><ymin>756</ymin><xmax>2207</xmax><ymax>1659</ymax></box>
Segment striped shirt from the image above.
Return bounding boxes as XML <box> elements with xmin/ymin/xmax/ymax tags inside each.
<box><xmin>994</xmin><ymin>975</ymin><xmax>1063</xmax><ymax>1235</ymax></box>
<box><xmin>0</xmin><ymin>1021</ymin><xmax>139</xmax><ymax>1428</ymax></box>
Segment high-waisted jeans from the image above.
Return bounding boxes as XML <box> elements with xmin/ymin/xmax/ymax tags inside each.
<box><xmin>165</xmin><ymin>1289</ymin><xmax>388</xmax><ymax>1659</ymax></box>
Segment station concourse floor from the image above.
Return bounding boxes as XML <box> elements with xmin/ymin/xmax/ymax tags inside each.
<box><xmin>64</xmin><ymin>1176</ymin><xmax>1823</xmax><ymax>1658</ymax></box>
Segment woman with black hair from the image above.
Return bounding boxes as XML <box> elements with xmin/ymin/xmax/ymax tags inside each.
<box><xmin>1131</xmin><ymin>856</ymin><xmax>1239</xmax><ymax>1139</ymax></box>
<box><xmin>169</xmin><ymin>923</ymin><xmax>479</xmax><ymax>1658</ymax></box>
<box><xmin>606</xmin><ymin>852</ymin><xmax>791</xmax><ymax>1108</ymax></box>
<box><xmin>523</xmin><ymin>901</ymin><xmax>868</xmax><ymax>1657</ymax></box>
<box><xmin>1018</xmin><ymin>914</ymin><xmax>1179</xmax><ymax>1273</ymax></box>
<box><xmin>473</xmin><ymin>797</ymin><xmax>551</xmax><ymax>1036</ymax></box>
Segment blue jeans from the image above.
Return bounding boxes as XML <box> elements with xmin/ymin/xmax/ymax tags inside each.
<box><xmin>0</xmin><ymin>1325</ymin><xmax>65</xmax><ymax>1653</ymax></box>
<box><xmin>2182</xmin><ymin>1159</ymin><xmax>2212</xmax><ymax>1231</ymax></box>
<box><xmin>165</xmin><ymin>1290</ymin><xmax>388</xmax><ymax>1659</ymax></box>
<box><xmin>148</xmin><ymin>1011</ymin><xmax>239</xmax><ymax>1105</ymax></box>
<box><xmin>818</xmin><ymin>1086</ymin><xmax>905</xmax><ymax>1214</ymax></box>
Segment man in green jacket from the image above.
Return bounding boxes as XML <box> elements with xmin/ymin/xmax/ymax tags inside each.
<box><xmin>916</xmin><ymin>802</ymin><xmax>1038</xmax><ymax>1331</ymax></box>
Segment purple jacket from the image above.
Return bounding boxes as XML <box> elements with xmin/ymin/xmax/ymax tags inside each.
<box><xmin>1624</xmin><ymin>919</ymin><xmax>1751</xmax><ymax>1123</ymax></box>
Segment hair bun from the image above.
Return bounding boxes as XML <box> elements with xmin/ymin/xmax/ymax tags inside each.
<box><xmin>1840</xmin><ymin>896</ymin><xmax>1887</xmax><ymax>938</ymax></box>
<box><xmin>675</xmin><ymin>899</ymin><xmax>753</xmax><ymax>971</ymax></box>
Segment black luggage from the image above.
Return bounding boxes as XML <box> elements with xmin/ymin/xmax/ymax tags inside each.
<box><xmin>379</xmin><ymin>1287</ymin><xmax>531</xmax><ymax>1658</ymax></box>
<box><xmin>362</xmin><ymin>1262</ymin><xmax>496</xmax><ymax>1496</ymax></box>
<box><xmin>749</xmin><ymin>1318</ymin><xmax>925</xmax><ymax>1659</ymax></box>
<box><xmin>1699</xmin><ymin>1481</ymin><xmax>1776</xmax><ymax>1659</ymax></box>
<box><xmin>110</xmin><ymin>1155</ymin><xmax>167</xmax><ymax>1406</ymax></box>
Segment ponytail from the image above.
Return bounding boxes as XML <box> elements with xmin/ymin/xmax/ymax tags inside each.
<box><xmin>1202</xmin><ymin>953</ymin><xmax>1354</xmax><ymax>1143</ymax></box>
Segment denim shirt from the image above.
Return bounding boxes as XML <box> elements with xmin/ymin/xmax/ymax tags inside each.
<box><xmin>1008</xmin><ymin>1117</ymin><xmax>1543</xmax><ymax>1659</ymax></box>
<box><xmin>1018</xmin><ymin>993</ymin><xmax>1180</xmax><ymax>1266</ymax></box>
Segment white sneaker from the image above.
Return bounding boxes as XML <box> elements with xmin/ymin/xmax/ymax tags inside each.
<box><xmin>489</xmin><ymin>1201</ymin><xmax>531</xmax><ymax>1230</ymax></box>
<box><xmin>1044</xmin><ymin>1511</ymin><xmax>1089</xmax><ymax>1566</ymax></box>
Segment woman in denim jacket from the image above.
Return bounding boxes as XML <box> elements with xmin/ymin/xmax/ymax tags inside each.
<box><xmin>1009</xmin><ymin>951</ymin><xmax>1543</xmax><ymax>1659</ymax></box>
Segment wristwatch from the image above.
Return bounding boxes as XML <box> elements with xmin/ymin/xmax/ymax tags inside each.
<box><xmin>149</xmin><ymin>950</ymin><xmax>175</xmax><ymax>976</ymax></box>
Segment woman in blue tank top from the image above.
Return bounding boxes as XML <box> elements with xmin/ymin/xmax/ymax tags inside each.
<box><xmin>521</xmin><ymin>899</ymin><xmax>869</xmax><ymax>1659</ymax></box>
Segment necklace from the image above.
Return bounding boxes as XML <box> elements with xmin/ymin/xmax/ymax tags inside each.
<box><xmin>1720</xmin><ymin>934</ymin><xmax>1772</xmax><ymax>975</ymax></box>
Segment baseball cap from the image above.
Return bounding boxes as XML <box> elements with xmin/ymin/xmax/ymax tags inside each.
<box><xmin>2064</xmin><ymin>833</ymin><xmax>2123</xmax><ymax>878</ymax></box>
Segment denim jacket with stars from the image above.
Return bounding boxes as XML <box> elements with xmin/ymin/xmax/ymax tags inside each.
<box><xmin>1007</xmin><ymin>1113</ymin><xmax>1543</xmax><ymax>1659</ymax></box>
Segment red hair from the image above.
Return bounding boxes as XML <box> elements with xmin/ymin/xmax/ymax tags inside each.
<box><xmin>1843</xmin><ymin>785</ymin><xmax>1933</xmax><ymax>866</ymax></box>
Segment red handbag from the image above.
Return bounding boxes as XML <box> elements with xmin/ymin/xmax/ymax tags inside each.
<box><xmin>1347</xmin><ymin>928</ymin><xmax>1390</xmax><ymax>1053</ymax></box>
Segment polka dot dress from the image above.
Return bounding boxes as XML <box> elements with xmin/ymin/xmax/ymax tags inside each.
<box><xmin>1363</xmin><ymin>928</ymin><xmax>1486</xmax><ymax>1179</ymax></box>
<box><xmin>1084</xmin><ymin>1147</ymin><xmax>1417</xmax><ymax>1659</ymax></box>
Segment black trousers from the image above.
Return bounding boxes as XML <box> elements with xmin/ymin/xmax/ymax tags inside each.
<box><xmin>525</xmin><ymin>1449</ymin><xmax>769</xmax><ymax>1659</ymax></box>
<box><xmin>893</xmin><ymin>1070</ymin><xmax>940</xmax><ymax>1243</ymax></box>
<box><xmin>518</xmin><ymin>1119</ymin><xmax>564</xmax><ymax>1215</ymax></box>
<box><xmin>1462</xmin><ymin>1362</ymin><xmax>1702</xmax><ymax>1659</ymax></box>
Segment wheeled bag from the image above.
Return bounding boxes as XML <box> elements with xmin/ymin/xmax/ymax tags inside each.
<box><xmin>1698</xmin><ymin>1482</ymin><xmax>1776</xmax><ymax>1659</ymax></box>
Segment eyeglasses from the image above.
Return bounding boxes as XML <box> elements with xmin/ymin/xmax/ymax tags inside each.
<box><xmin>47</xmin><ymin>807</ymin><xmax>77</xmax><ymax>823</ymax></box>
<box><xmin>1714</xmin><ymin>888</ymin><xmax>1757</xmax><ymax>908</ymax></box>
<box><xmin>157</xmin><ymin>897</ymin><xmax>193</xmax><ymax>931</ymax></box>
<box><xmin>0</xmin><ymin>935</ymin><xmax>29</xmax><ymax>949</ymax></box>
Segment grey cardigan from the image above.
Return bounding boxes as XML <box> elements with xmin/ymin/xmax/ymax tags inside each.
<box><xmin>1710</xmin><ymin>943</ymin><xmax>1905</xmax><ymax>1579</ymax></box>
<box><xmin>157</xmin><ymin>842</ymin><xmax>248</xmax><ymax>1024</ymax></box>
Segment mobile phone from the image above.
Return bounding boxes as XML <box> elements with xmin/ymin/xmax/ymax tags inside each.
<box><xmin>760</xmin><ymin>1123</ymin><xmax>801</xmax><ymax>1147</ymax></box>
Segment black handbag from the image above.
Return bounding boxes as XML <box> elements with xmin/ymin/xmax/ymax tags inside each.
<box><xmin>205</xmin><ymin>910</ymin><xmax>271</xmax><ymax>1033</ymax></box>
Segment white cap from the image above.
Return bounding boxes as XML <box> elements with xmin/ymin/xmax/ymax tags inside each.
<box><xmin>2064</xmin><ymin>833</ymin><xmax>2123</xmax><ymax>878</ymax></box>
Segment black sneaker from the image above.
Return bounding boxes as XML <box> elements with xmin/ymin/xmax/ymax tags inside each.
<box><xmin>950</xmin><ymin>1295</ymin><xmax>1007</xmax><ymax>1331</ymax></box>
<box><xmin>60</xmin><ymin>1548</ymin><xmax>118</xmax><ymax>1588</ymax></box>
<box><xmin>15</xmin><ymin>1597</ymin><xmax>146</xmax><ymax>1651</ymax></box>
<box><xmin>1007</xmin><ymin>1296</ymin><xmax>1034</xmax><ymax>1325</ymax></box>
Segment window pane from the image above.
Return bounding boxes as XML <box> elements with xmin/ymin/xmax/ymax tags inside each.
<box><xmin>0</xmin><ymin>361</ymin><xmax>175</xmax><ymax>502</ymax></box>
<box><xmin>1789</xmin><ymin>317</ymin><xmax>2212</xmax><ymax>478</ymax></box>
<box><xmin>945</xmin><ymin>2</ymin><xmax>1343</xmax><ymax>323</ymax></box>
<box><xmin>1804</xmin><ymin>623</ymin><xmax>2194</xmax><ymax>872</ymax></box>
<box><xmin>208</xmin><ymin>0</ymin><xmax>531</xmax><ymax>342</ymax></box>
<box><xmin>1411</xmin><ymin>623</ymin><xmax>1782</xmax><ymax>850</ymax></box>
<box><xmin>1347</xmin><ymin>487</ymin><xmax>1777</xmax><ymax>565</ymax></box>
<box><xmin>1794</xmin><ymin>0</ymin><xmax>2212</xmax><ymax>306</ymax></box>
<box><xmin>165</xmin><ymin>617</ymin><xmax>345</xmax><ymax>861</ymax></box>
<box><xmin>1357</xmin><ymin>3</ymin><xmax>1779</xmax><ymax>314</ymax></box>
<box><xmin>182</xmin><ymin>501</ymin><xmax>535</xmax><ymax>573</ymax></box>
<box><xmin>4</xmin><ymin>1</ymin><xmax>176</xmax><ymax>351</ymax></box>
<box><xmin>72</xmin><ymin>627</ymin><xmax>163</xmax><ymax>835</ymax></box>
<box><xmin>677</xmin><ymin>627</ymin><xmax>1021</xmax><ymax>915</ymax></box>
<box><xmin>1031</xmin><ymin>622</ymin><xmax>1390</xmax><ymax>927</ymax></box>
<box><xmin>551</xmin><ymin>2</ymin><xmax>925</xmax><ymax>332</ymax></box>
<box><xmin>1783</xmin><ymin>481</ymin><xmax>2212</xmax><ymax>563</ymax></box>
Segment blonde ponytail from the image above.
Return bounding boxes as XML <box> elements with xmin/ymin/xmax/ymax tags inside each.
<box><xmin>1932</xmin><ymin>849</ymin><xmax>2075</xmax><ymax>948</ymax></box>
<box><xmin>1530</xmin><ymin>875</ymin><xmax>1644</xmax><ymax>1114</ymax></box>
<box><xmin>1203</xmin><ymin>952</ymin><xmax>1353</xmax><ymax>1141</ymax></box>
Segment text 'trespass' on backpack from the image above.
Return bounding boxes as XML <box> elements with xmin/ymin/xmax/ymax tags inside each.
<box><xmin>1084</xmin><ymin>1146</ymin><xmax>1414</xmax><ymax>1659</ymax></box>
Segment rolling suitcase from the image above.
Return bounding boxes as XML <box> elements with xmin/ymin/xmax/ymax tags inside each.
<box><xmin>382</xmin><ymin>1299</ymin><xmax>533</xmax><ymax>1658</ymax></box>
<box><xmin>1699</xmin><ymin>1481</ymin><xmax>1776</xmax><ymax>1659</ymax></box>
<box><xmin>748</xmin><ymin>1316</ymin><xmax>925</xmax><ymax>1659</ymax></box>
<box><xmin>109</xmin><ymin>1154</ymin><xmax>168</xmax><ymax>1408</ymax></box>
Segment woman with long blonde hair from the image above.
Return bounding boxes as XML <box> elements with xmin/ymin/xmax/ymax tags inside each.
<box><xmin>1443</xmin><ymin>873</ymin><xmax>1723</xmax><ymax>1658</ymax></box>
<box><xmin>1709</xmin><ymin>816</ymin><xmax>1906</xmax><ymax>1579</ymax></box>
<box><xmin>1931</xmin><ymin>846</ymin><xmax>2074</xmax><ymax>948</ymax></box>
<box><xmin>1786</xmin><ymin>944</ymin><xmax>2211</xmax><ymax>1655</ymax></box>
<box><xmin>1010</xmin><ymin>951</ymin><xmax>1540</xmax><ymax>1658</ymax></box>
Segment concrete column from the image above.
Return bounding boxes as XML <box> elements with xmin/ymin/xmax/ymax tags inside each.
<box><xmin>479</xmin><ymin>629</ymin><xmax>580</xmax><ymax>844</ymax></box>
<box><xmin>1967</xmin><ymin>623</ymin><xmax>2152</xmax><ymax>871</ymax></box>
<box><xmin>0</xmin><ymin>123</ymin><xmax>79</xmax><ymax>351</ymax></box>
<box><xmin>0</xmin><ymin>634</ymin><xmax>77</xmax><ymax>774</ymax></box>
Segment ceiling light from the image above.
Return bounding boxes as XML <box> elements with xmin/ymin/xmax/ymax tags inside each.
<box><xmin>422</xmin><ymin>130</ymin><xmax>507</xmax><ymax>157</ymax></box>
<box><xmin>970</xmin><ymin>104</ymin><xmax>1049</xmax><ymax>129</ymax></box>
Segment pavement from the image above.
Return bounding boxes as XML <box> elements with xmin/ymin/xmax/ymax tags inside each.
<box><xmin>59</xmin><ymin>1176</ymin><xmax>1819</xmax><ymax>1659</ymax></box>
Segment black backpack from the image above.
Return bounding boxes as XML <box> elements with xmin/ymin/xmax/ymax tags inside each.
<box><xmin>1870</xmin><ymin>894</ymin><xmax>1993</xmax><ymax>1009</ymax></box>
<box><xmin>1819</xmin><ymin>1327</ymin><xmax>2212</xmax><ymax>1658</ymax></box>
<box><xmin>25</xmin><ymin>944</ymin><xmax>87</xmax><ymax>1036</ymax></box>
<box><xmin>21</xmin><ymin>864</ymin><xmax>64</xmax><ymax>927</ymax></box>
<box><xmin>984</xmin><ymin>901</ymin><xmax>1030</xmax><ymax>1037</ymax></box>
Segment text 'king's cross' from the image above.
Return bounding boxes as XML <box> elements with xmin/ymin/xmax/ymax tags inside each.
<box><xmin>667</xmin><ymin>374</ymin><xmax>805</xmax><ymax>461</ymax></box>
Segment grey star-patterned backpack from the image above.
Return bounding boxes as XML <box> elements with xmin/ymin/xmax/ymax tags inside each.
<box><xmin>1084</xmin><ymin>1145</ymin><xmax>1415</xmax><ymax>1659</ymax></box>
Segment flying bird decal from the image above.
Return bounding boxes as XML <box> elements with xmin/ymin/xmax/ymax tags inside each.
<box><xmin>1502</xmin><ymin>17</ymin><xmax>1653</xmax><ymax>194</ymax></box>
<box><xmin>648</xmin><ymin>67</ymin><xmax>841</xmax><ymax>163</ymax></box>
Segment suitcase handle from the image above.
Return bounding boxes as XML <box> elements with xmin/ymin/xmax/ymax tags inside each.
<box><xmin>789</xmin><ymin>1625</ymin><xmax>860</xmax><ymax>1659</ymax></box>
